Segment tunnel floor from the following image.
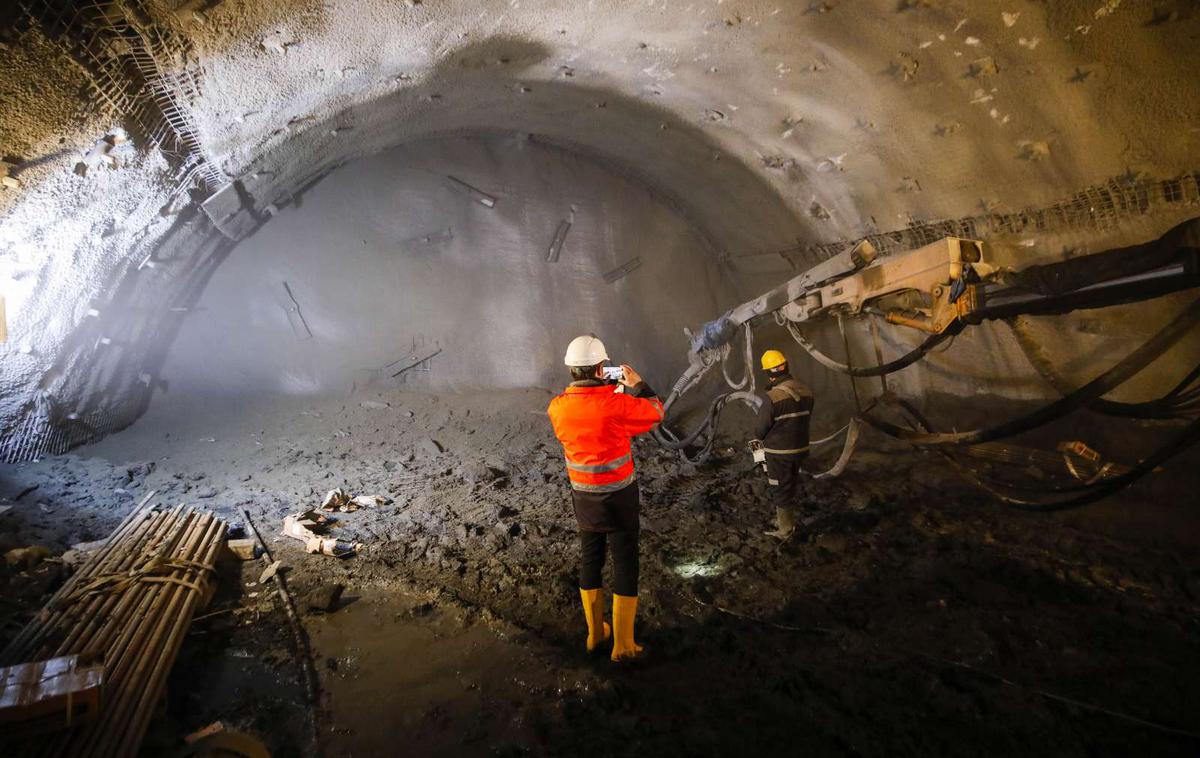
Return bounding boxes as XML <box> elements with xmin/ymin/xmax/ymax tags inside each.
<box><xmin>1</xmin><ymin>388</ymin><xmax>1198</xmax><ymax>756</ymax></box>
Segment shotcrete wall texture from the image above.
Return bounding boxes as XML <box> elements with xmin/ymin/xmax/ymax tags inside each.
<box><xmin>161</xmin><ymin>135</ymin><xmax>731</xmax><ymax>396</ymax></box>
<box><xmin>0</xmin><ymin>0</ymin><xmax>1198</xmax><ymax>452</ymax></box>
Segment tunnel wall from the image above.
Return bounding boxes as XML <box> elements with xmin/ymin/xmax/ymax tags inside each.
<box><xmin>159</xmin><ymin>135</ymin><xmax>734</xmax><ymax>397</ymax></box>
<box><xmin>1</xmin><ymin>0</ymin><xmax>1199</xmax><ymax>467</ymax></box>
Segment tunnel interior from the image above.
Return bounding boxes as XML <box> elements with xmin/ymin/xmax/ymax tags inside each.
<box><xmin>1</xmin><ymin>1</ymin><xmax>1199</xmax><ymax>756</ymax></box>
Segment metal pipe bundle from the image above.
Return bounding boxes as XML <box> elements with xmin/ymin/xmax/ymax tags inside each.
<box><xmin>1</xmin><ymin>493</ymin><xmax>228</xmax><ymax>757</ymax></box>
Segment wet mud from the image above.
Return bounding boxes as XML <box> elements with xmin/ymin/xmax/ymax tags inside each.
<box><xmin>1</xmin><ymin>388</ymin><xmax>1197</xmax><ymax>756</ymax></box>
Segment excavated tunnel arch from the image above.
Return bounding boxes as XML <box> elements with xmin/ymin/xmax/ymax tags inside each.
<box><xmin>3</xmin><ymin>1</ymin><xmax>1199</xmax><ymax>462</ymax></box>
<box><xmin>4</xmin><ymin>3</ymin><xmax>1200</xmax><ymax>755</ymax></box>
<box><xmin>159</xmin><ymin>132</ymin><xmax>751</xmax><ymax>398</ymax></box>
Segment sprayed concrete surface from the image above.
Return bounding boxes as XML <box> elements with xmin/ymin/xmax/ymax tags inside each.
<box><xmin>1</xmin><ymin>2</ymin><xmax>1200</xmax><ymax>753</ymax></box>
<box><xmin>1</xmin><ymin>1</ymin><xmax>1199</xmax><ymax>452</ymax></box>
<box><xmin>162</xmin><ymin>134</ymin><xmax>732</xmax><ymax>396</ymax></box>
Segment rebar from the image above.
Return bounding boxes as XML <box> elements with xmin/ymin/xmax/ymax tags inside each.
<box><xmin>2</xmin><ymin>499</ymin><xmax>227</xmax><ymax>758</ymax></box>
<box><xmin>18</xmin><ymin>0</ymin><xmax>227</xmax><ymax>195</ymax></box>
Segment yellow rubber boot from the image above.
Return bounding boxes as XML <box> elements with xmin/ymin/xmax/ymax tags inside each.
<box><xmin>579</xmin><ymin>588</ymin><xmax>611</xmax><ymax>652</ymax></box>
<box><xmin>610</xmin><ymin>594</ymin><xmax>644</xmax><ymax>662</ymax></box>
<box><xmin>764</xmin><ymin>507</ymin><xmax>797</xmax><ymax>540</ymax></box>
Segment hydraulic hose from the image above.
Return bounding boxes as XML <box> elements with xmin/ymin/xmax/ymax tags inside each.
<box><xmin>721</xmin><ymin>320</ymin><xmax>755</xmax><ymax>390</ymax></box>
<box><xmin>655</xmin><ymin>391</ymin><xmax>760</xmax><ymax>464</ymax></box>
<box><xmin>951</xmin><ymin>417</ymin><xmax>1200</xmax><ymax>511</ymax></box>
<box><xmin>870</xmin><ymin>393</ymin><xmax>1200</xmax><ymax>511</ymax></box>
<box><xmin>784</xmin><ymin>318</ymin><xmax>964</xmax><ymax>378</ymax></box>
<box><xmin>654</xmin><ymin>324</ymin><xmax>760</xmax><ymax>462</ymax></box>
<box><xmin>860</xmin><ymin>296</ymin><xmax>1200</xmax><ymax>445</ymax></box>
<box><xmin>1006</xmin><ymin>316</ymin><xmax>1200</xmax><ymax>419</ymax></box>
<box><xmin>656</xmin><ymin>393</ymin><xmax>728</xmax><ymax>450</ymax></box>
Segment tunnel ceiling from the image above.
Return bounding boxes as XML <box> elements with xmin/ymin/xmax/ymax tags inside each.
<box><xmin>0</xmin><ymin>0</ymin><xmax>1198</xmax><ymax>457</ymax></box>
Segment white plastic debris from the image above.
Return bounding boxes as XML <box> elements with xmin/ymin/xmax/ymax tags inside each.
<box><xmin>815</xmin><ymin>153</ymin><xmax>848</xmax><ymax>173</ymax></box>
<box><xmin>320</xmin><ymin>487</ymin><xmax>389</xmax><ymax>512</ymax></box>
<box><xmin>76</xmin><ymin>133</ymin><xmax>128</xmax><ymax>176</ymax></box>
<box><xmin>258</xmin><ymin>559</ymin><xmax>282</xmax><ymax>584</ymax></box>
<box><xmin>282</xmin><ymin>510</ymin><xmax>362</xmax><ymax>557</ymax></box>
<box><xmin>321</xmin><ymin>488</ymin><xmax>349</xmax><ymax>510</ymax></box>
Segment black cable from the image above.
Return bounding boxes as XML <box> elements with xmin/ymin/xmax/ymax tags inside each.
<box><xmin>1007</xmin><ymin>317</ymin><xmax>1200</xmax><ymax>420</ymax></box>
<box><xmin>961</xmin><ymin>417</ymin><xmax>1200</xmax><ymax>511</ymax></box>
<box><xmin>1163</xmin><ymin>361</ymin><xmax>1200</xmax><ymax>399</ymax></box>
<box><xmin>871</xmin><ymin>393</ymin><xmax>1200</xmax><ymax>511</ymax></box>
<box><xmin>861</xmin><ymin>297</ymin><xmax>1200</xmax><ymax>445</ymax></box>
<box><xmin>786</xmin><ymin>320</ymin><xmax>964</xmax><ymax>377</ymax></box>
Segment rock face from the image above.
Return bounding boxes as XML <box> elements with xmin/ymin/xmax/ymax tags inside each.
<box><xmin>157</xmin><ymin>136</ymin><xmax>731</xmax><ymax>398</ymax></box>
<box><xmin>1</xmin><ymin>1</ymin><xmax>1199</xmax><ymax>460</ymax></box>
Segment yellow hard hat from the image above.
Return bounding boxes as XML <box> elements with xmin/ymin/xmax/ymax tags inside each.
<box><xmin>760</xmin><ymin>349</ymin><xmax>787</xmax><ymax>371</ymax></box>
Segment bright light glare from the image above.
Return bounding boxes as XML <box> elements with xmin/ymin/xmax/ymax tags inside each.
<box><xmin>673</xmin><ymin>560</ymin><xmax>724</xmax><ymax>578</ymax></box>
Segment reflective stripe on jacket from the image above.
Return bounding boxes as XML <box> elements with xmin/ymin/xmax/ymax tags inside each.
<box><xmin>755</xmin><ymin>376</ymin><xmax>814</xmax><ymax>459</ymax></box>
<box><xmin>547</xmin><ymin>381</ymin><xmax>664</xmax><ymax>493</ymax></box>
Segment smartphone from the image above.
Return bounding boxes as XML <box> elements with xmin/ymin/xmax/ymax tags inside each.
<box><xmin>601</xmin><ymin>365</ymin><xmax>625</xmax><ymax>382</ymax></box>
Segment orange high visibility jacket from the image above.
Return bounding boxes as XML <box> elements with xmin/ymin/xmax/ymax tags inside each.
<box><xmin>547</xmin><ymin>382</ymin><xmax>664</xmax><ymax>494</ymax></box>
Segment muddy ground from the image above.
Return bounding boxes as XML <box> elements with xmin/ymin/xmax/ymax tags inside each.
<box><xmin>1</xmin><ymin>387</ymin><xmax>1198</xmax><ymax>757</ymax></box>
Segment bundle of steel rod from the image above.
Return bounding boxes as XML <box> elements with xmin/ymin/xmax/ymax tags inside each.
<box><xmin>0</xmin><ymin>493</ymin><xmax>228</xmax><ymax>758</ymax></box>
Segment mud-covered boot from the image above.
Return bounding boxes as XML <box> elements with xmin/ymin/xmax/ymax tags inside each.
<box><xmin>764</xmin><ymin>507</ymin><xmax>797</xmax><ymax>540</ymax></box>
<box><xmin>579</xmin><ymin>588</ymin><xmax>611</xmax><ymax>652</ymax></box>
<box><xmin>610</xmin><ymin>594</ymin><xmax>644</xmax><ymax>662</ymax></box>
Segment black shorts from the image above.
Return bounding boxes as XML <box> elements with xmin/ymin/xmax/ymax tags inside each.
<box><xmin>571</xmin><ymin>481</ymin><xmax>640</xmax><ymax>533</ymax></box>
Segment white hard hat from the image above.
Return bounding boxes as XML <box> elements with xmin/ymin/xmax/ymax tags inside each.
<box><xmin>564</xmin><ymin>335</ymin><xmax>609</xmax><ymax>367</ymax></box>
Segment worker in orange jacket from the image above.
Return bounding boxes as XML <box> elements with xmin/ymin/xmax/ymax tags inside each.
<box><xmin>547</xmin><ymin>335</ymin><xmax>664</xmax><ymax>661</ymax></box>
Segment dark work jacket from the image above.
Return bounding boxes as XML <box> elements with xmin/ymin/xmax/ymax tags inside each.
<box><xmin>755</xmin><ymin>376</ymin><xmax>814</xmax><ymax>459</ymax></box>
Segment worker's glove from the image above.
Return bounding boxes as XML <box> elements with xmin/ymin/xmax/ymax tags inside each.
<box><xmin>748</xmin><ymin>439</ymin><xmax>766</xmax><ymax>470</ymax></box>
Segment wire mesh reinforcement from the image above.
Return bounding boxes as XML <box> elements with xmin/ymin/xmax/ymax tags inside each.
<box><xmin>731</xmin><ymin>172</ymin><xmax>1200</xmax><ymax>266</ymax></box>
<box><xmin>4</xmin><ymin>8</ymin><xmax>1198</xmax><ymax>463</ymax></box>
<box><xmin>20</xmin><ymin>0</ymin><xmax>227</xmax><ymax>194</ymax></box>
<box><xmin>0</xmin><ymin>1</ymin><xmax>226</xmax><ymax>464</ymax></box>
<box><xmin>0</xmin><ymin>391</ymin><xmax>126</xmax><ymax>463</ymax></box>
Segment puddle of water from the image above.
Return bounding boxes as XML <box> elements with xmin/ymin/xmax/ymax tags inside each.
<box><xmin>308</xmin><ymin>590</ymin><xmax>575</xmax><ymax>757</ymax></box>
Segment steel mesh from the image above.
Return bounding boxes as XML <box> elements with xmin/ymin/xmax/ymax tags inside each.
<box><xmin>19</xmin><ymin>0</ymin><xmax>226</xmax><ymax>194</ymax></box>
<box><xmin>0</xmin><ymin>1</ymin><xmax>229</xmax><ymax>462</ymax></box>
<box><xmin>740</xmin><ymin>172</ymin><xmax>1200</xmax><ymax>267</ymax></box>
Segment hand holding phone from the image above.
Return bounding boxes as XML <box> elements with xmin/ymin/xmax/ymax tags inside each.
<box><xmin>619</xmin><ymin>364</ymin><xmax>642</xmax><ymax>387</ymax></box>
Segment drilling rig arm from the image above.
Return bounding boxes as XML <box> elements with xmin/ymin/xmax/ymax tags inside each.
<box><xmin>692</xmin><ymin>219</ymin><xmax>1200</xmax><ymax>357</ymax></box>
<box><xmin>690</xmin><ymin>236</ymin><xmax>993</xmax><ymax>356</ymax></box>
